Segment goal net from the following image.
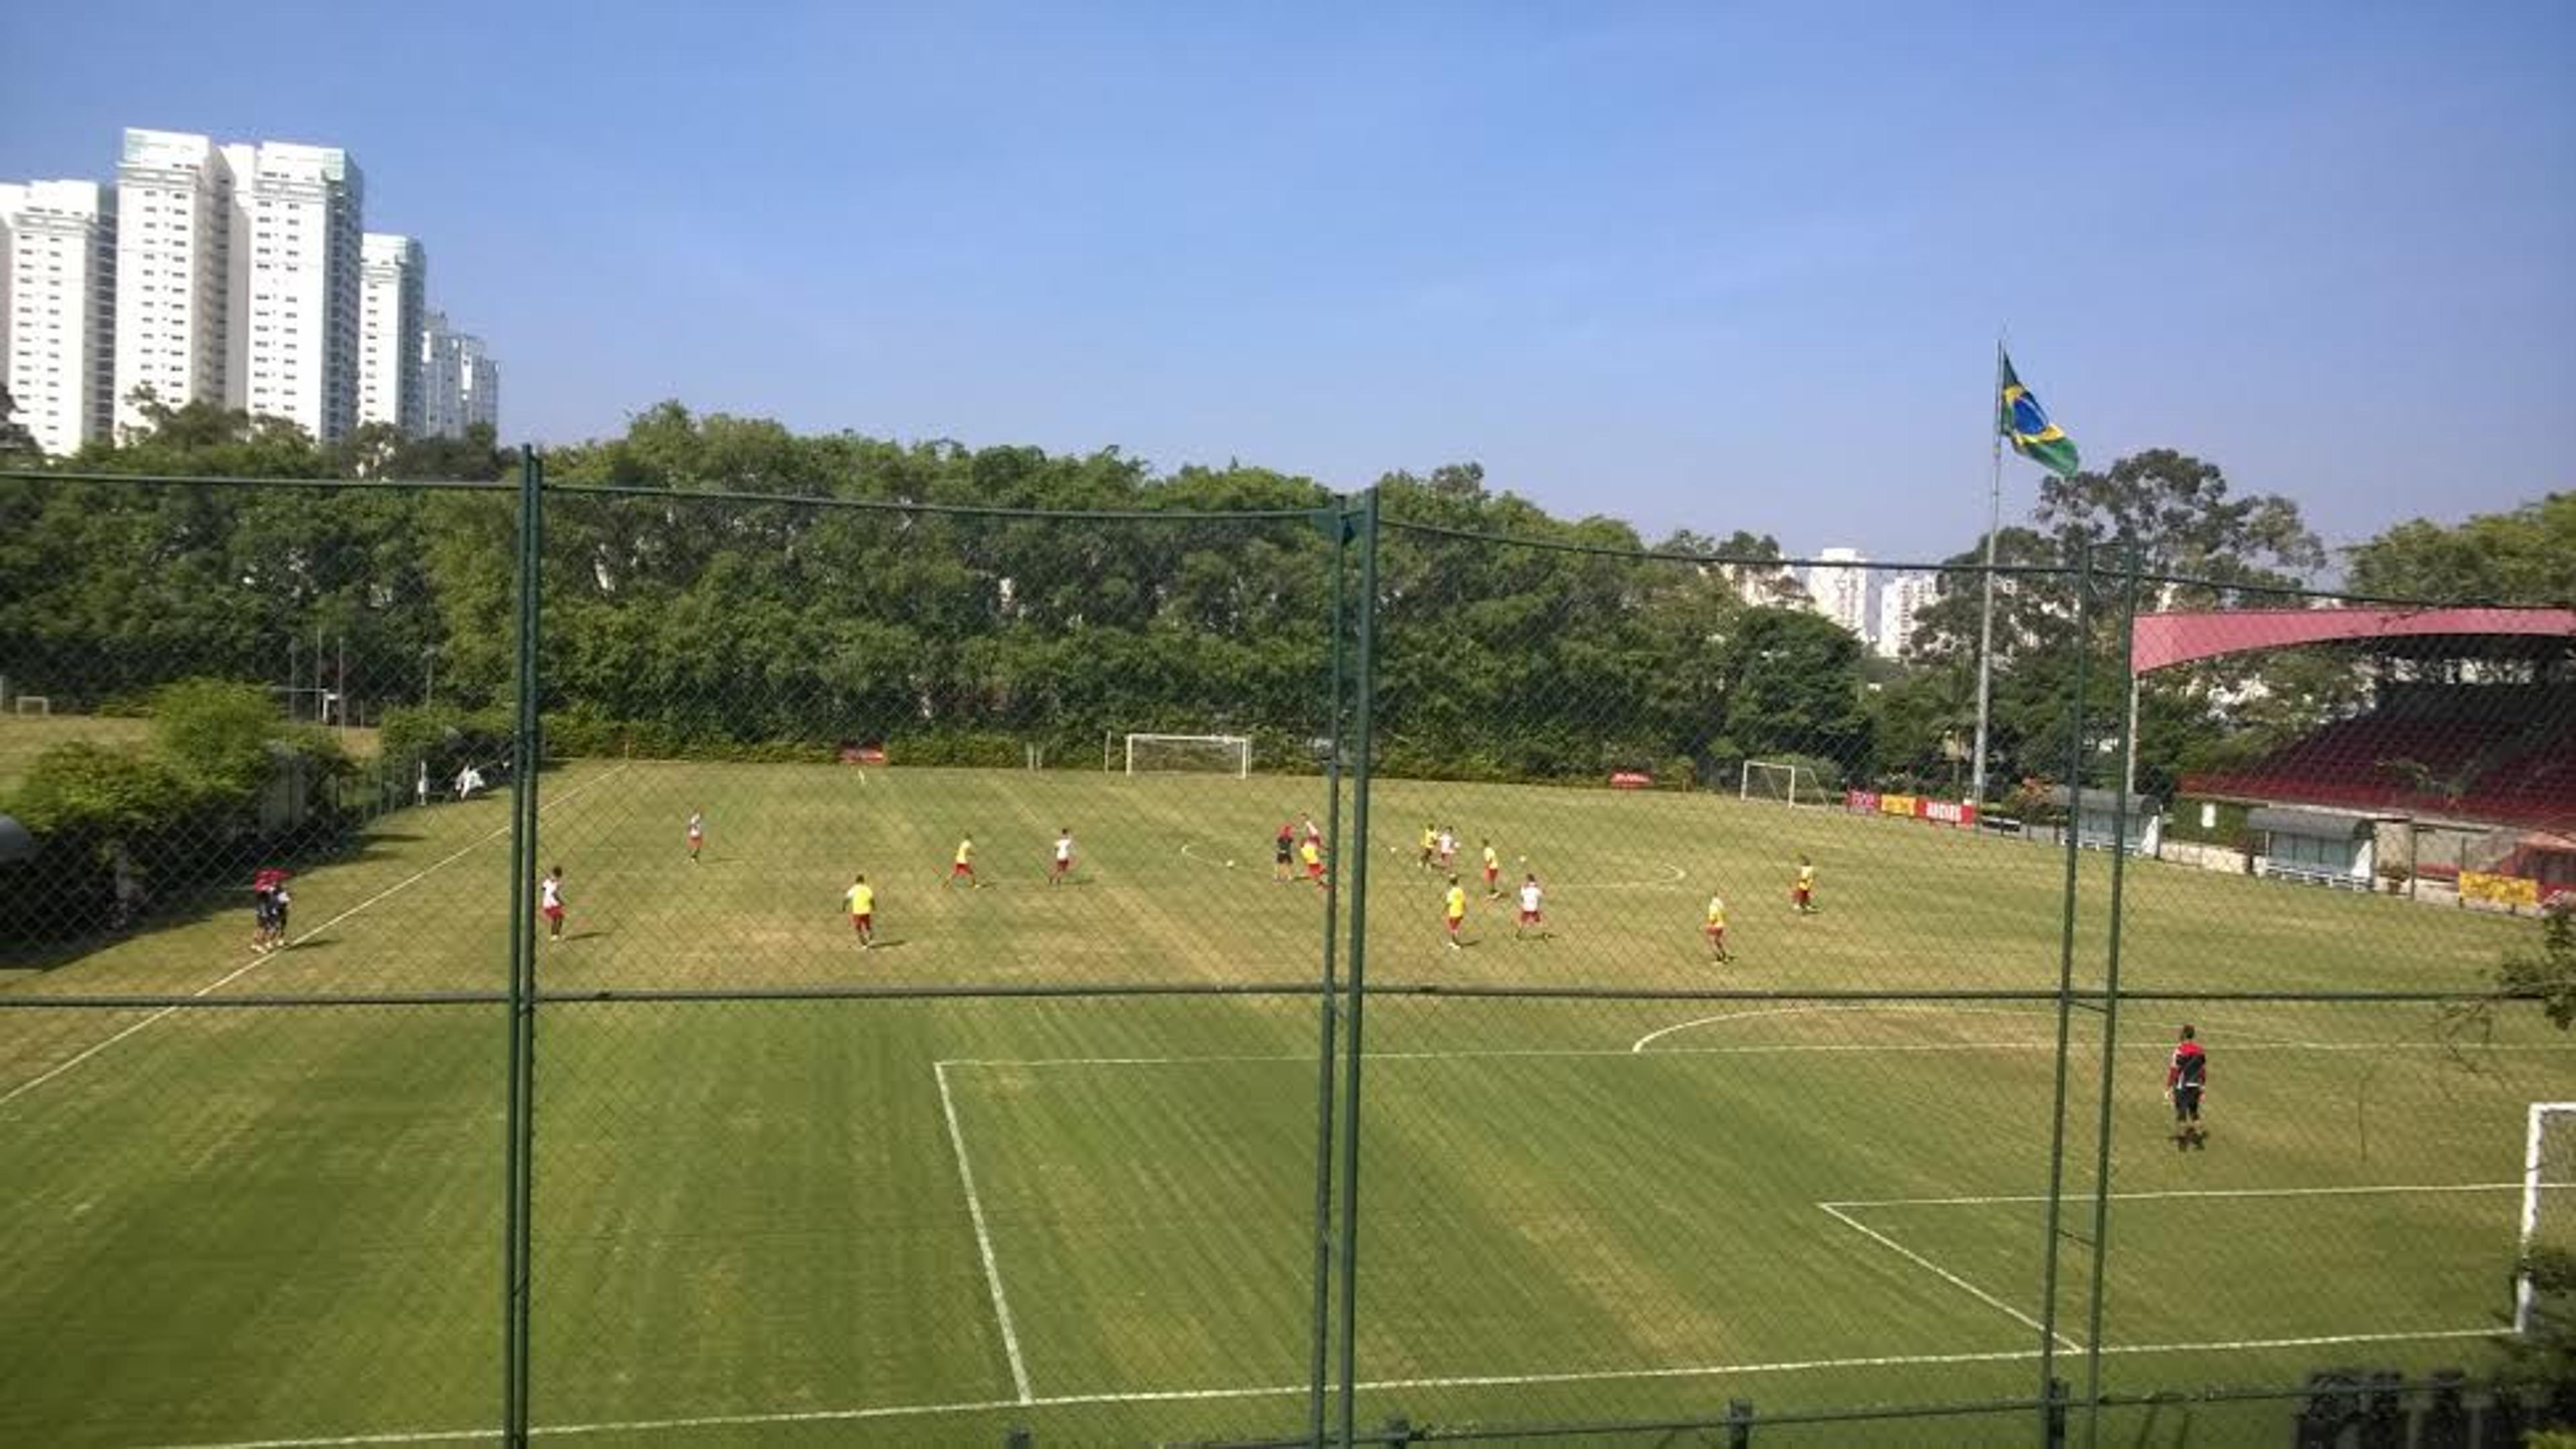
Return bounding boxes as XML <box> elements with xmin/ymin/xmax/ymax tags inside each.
<box><xmin>2518</xmin><ymin>1101</ymin><xmax>2576</xmax><ymax>1336</ymax></box>
<box><xmin>1124</xmin><ymin>733</ymin><xmax>1252</xmax><ymax>778</ymax></box>
<box><xmin>1740</xmin><ymin>759</ymin><xmax>1818</xmax><ymax>807</ymax></box>
<box><xmin>11</xmin><ymin>696</ymin><xmax>50</xmax><ymax>716</ymax></box>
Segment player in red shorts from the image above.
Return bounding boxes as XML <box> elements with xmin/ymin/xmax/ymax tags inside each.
<box><xmin>1792</xmin><ymin>855</ymin><xmax>1817</xmax><ymax>915</ymax></box>
<box><xmin>1442</xmin><ymin>875</ymin><xmax>1468</xmax><ymax>949</ymax></box>
<box><xmin>945</xmin><ymin>836</ymin><xmax>977</xmax><ymax>888</ymax></box>
<box><xmin>686</xmin><ymin>810</ymin><xmax>705</xmax><ymax>863</ymax></box>
<box><xmin>1301</xmin><ymin>836</ymin><xmax>1328</xmax><ymax>888</ymax></box>
<box><xmin>1514</xmin><ymin>873</ymin><xmax>1546</xmax><ymax>941</ymax></box>
<box><xmin>1480</xmin><ymin>839</ymin><xmax>1502</xmax><ymax>899</ymax></box>
<box><xmin>843</xmin><ymin>873</ymin><xmax>875</xmax><ymax>949</ymax></box>
<box><xmin>1051</xmin><ymin>828</ymin><xmax>1074</xmax><ymax>885</ymax></box>
<box><xmin>541</xmin><ymin>865</ymin><xmax>566</xmax><ymax>941</ymax></box>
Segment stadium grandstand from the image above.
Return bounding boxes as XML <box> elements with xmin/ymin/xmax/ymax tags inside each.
<box><xmin>2153</xmin><ymin>606</ymin><xmax>2576</xmax><ymax>905</ymax></box>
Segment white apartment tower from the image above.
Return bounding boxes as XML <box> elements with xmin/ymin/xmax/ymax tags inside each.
<box><xmin>111</xmin><ymin>129</ymin><xmax>234</xmax><ymax>433</ymax></box>
<box><xmin>1</xmin><ymin>180</ymin><xmax>118</xmax><ymax>455</ymax></box>
<box><xmin>419</xmin><ymin>308</ymin><xmax>462</xmax><ymax>437</ymax></box>
<box><xmin>1874</xmin><ymin>572</ymin><xmax>1939</xmax><ymax>660</ymax></box>
<box><xmin>227</xmin><ymin>142</ymin><xmax>364</xmax><ymax>442</ymax></box>
<box><xmin>460</xmin><ymin>335</ymin><xmax>498</xmax><ymax>431</ymax></box>
<box><xmin>1805</xmin><ymin>547</ymin><xmax>1872</xmax><ymax>641</ymax></box>
<box><xmin>358</xmin><ymin>233</ymin><xmax>425</xmax><ymax>432</ymax></box>
<box><xmin>418</xmin><ymin>309</ymin><xmax>499</xmax><ymax>437</ymax></box>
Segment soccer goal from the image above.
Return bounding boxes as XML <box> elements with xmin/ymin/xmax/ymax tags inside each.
<box><xmin>1124</xmin><ymin>733</ymin><xmax>1252</xmax><ymax>777</ymax></box>
<box><xmin>1740</xmin><ymin>759</ymin><xmax>1819</xmax><ymax>807</ymax></box>
<box><xmin>2517</xmin><ymin>1101</ymin><xmax>2576</xmax><ymax>1335</ymax></box>
<box><xmin>12</xmin><ymin>696</ymin><xmax>51</xmax><ymax>716</ymax></box>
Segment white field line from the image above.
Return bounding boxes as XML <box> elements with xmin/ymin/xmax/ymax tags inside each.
<box><xmin>147</xmin><ymin>1326</ymin><xmax>2506</xmax><ymax>1448</ymax></box>
<box><xmin>1829</xmin><ymin>1181</ymin><xmax>2561</xmax><ymax>1210</ymax></box>
<box><xmin>1631</xmin><ymin>1003</ymin><xmax>2057</xmax><ymax>1053</ymax></box>
<box><xmin>1817</xmin><ymin>1203</ymin><xmax>2076</xmax><ymax>1350</ymax></box>
<box><xmin>937</xmin><ymin>1036</ymin><xmax>2576</xmax><ymax>1072</ymax></box>
<box><xmin>932</xmin><ymin>1060</ymin><xmax>1034</xmax><ymax>1403</ymax></box>
<box><xmin>0</xmin><ymin>763</ymin><xmax>631</xmax><ymax>1112</ymax></box>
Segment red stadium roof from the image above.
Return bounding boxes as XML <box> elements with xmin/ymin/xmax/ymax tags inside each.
<box><xmin>2132</xmin><ymin>606</ymin><xmax>2576</xmax><ymax>673</ymax></box>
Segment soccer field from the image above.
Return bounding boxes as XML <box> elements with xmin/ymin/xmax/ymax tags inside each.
<box><xmin>2</xmin><ymin>760</ymin><xmax>2567</xmax><ymax>1446</ymax></box>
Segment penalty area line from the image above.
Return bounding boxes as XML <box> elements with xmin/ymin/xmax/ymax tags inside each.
<box><xmin>0</xmin><ymin>762</ymin><xmax>632</xmax><ymax>1112</ymax></box>
<box><xmin>934</xmin><ymin>1061</ymin><xmax>1034</xmax><ymax>1403</ymax></box>
<box><xmin>144</xmin><ymin>1327</ymin><xmax>2507</xmax><ymax>1447</ymax></box>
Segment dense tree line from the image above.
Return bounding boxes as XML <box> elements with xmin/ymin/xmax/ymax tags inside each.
<box><xmin>4</xmin><ymin>394</ymin><xmax>2563</xmax><ymax>813</ymax></box>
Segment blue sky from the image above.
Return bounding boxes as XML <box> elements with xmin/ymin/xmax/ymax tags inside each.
<box><xmin>5</xmin><ymin>2</ymin><xmax>2569</xmax><ymax>562</ymax></box>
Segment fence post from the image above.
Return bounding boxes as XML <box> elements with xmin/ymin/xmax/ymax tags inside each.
<box><xmin>1307</xmin><ymin>498</ymin><xmax>1356</xmax><ymax>1446</ymax></box>
<box><xmin>2078</xmin><ymin>549</ymin><xmax>2143</xmax><ymax>1446</ymax></box>
<box><xmin>1725</xmin><ymin>1397</ymin><xmax>1755</xmax><ymax>1448</ymax></box>
<box><xmin>1333</xmin><ymin>485</ymin><xmax>1382</xmax><ymax>1448</ymax></box>
<box><xmin>501</xmin><ymin>444</ymin><xmax>544</xmax><ymax>1446</ymax></box>
<box><xmin>2034</xmin><ymin>542</ymin><xmax>2094</xmax><ymax>1445</ymax></box>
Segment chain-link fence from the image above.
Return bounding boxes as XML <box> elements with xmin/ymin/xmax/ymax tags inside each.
<box><xmin>3</xmin><ymin>464</ymin><xmax>2571</xmax><ymax>1447</ymax></box>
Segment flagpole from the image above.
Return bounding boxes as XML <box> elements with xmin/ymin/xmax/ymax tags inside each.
<box><xmin>1970</xmin><ymin>338</ymin><xmax>2006</xmax><ymax>810</ymax></box>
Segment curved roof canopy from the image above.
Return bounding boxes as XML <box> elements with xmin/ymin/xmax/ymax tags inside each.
<box><xmin>2132</xmin><ymin>607</ymin><xmax>2576</xmax><ymax>674</ymax></box>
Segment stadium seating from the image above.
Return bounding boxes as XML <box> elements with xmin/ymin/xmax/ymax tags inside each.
<box><xmin>2183</xmin><ymin>711</ymin><xmax>2576</xmax><ymax>830</ymax></box>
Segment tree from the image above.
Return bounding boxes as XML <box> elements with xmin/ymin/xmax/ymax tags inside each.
<box><xmin>2033</xmin><ymin>448</ymin><xmax>2324</xmax><ymax>595</ymax></box>
<box><xmin>1705</xmin><ymin>606</ymin><xmax>1874</xmax><ymax>775</ymax></box>
<box><xmin>2346</xmin><ymin>494</ymin><xmax>2576</xmax><ymax>607</ymax></box>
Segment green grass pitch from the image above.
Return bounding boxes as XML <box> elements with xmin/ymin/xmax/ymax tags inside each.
<box><xmin>1</xmin><ymin>759</ymin><xmax>2568</xmax><ymax>1446</ymax></box>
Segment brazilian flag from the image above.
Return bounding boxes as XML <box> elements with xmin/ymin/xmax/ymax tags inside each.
<box><xmin>1998</xmin><ymin>351</ymin><xmax>2080</xmax><ymax>477</ymax></box>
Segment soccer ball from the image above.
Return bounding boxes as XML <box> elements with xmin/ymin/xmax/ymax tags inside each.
<box><xmin>1226</xmin><ymin>859</ymin><xmax>1236</xmax><ymax>868</ymax></box>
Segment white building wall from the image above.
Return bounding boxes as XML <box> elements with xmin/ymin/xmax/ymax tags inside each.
<box><xmin>229</xmin><ymin>143</ymin><xmax>364</xmax><ymax>441</ymax></box>
<box><xmin>1</xmin><ymin>180</ymin><xmax>118</xmax><ymax>456</ymax></box>
<box><xmin>358</xmin><ymin>233</ymin><xmax>425</xmax><ymax>432</ymax></box>
<box><xmin>112</xmin><ymin>129</ymin><xmax>234</xmax><ymax>433</ymax></box>
<box><xmin>419</xmin><ymin>309</ymin><xmax>462</xmax><ymax>437</ymax></box>
<box><xmin>460</xmin><ymin>339</ymin><xmax>498</xmax><ymax>431</ymax></box>
<box><xmin>1874</xmin><ymin>572</ymin><xmax>1939</xmax><ymax>659</ymax></box>
<box><xmin>1805</xmin><ymin>546</ymin><xmax>1872</xmax><ymax>641</ymax></box>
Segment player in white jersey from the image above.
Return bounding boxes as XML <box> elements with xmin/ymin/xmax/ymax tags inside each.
<box><xmin>1051</xmin><ymin>828</ymin><xmax>1075</xmax><ymax>885</ymax></box>
<box><xmin>1514</xmin><ymin>874</ymin><xmax>1546</xmax><ymax>940</ymax></box>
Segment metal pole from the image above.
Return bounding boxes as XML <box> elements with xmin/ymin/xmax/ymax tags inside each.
<box><xmin>501</xmin><ymin>444</ymin><xmax>543</xmax><ymax>1446</ymax></box>
<box><xmin>1333</xmin><ymin>486</ymin><xmax>1381</xmax><ymax>1448</ymax></box>
<box><xmin>2079</xmin><ymin>549</ymin><xmax>2144</xmax><ymax>1446</ymax></box>
<box><xmin>2119</xmin><ymin>671</ymin><xmax>2140</xmax><ymax>813</ymax></box>
<box><xmin>1307</xmin><ymin>501</ymin><xmax>1353</xmax><ymax>1445</ymax></box>
<box><xmin>1971</xmin><ymin>339</ymin><xmax>2007</xmax><ymax>808</ymax></box>
<box><xmin>2032</xmin><ymin>540</ymin><xmax>2094</xmax><ymax>1443</ymax></box>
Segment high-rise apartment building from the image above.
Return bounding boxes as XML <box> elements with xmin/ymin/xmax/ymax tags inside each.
<box><xmin>111</xmin><ymin>129</ymin><xmax>234</xmax><ymax>433</ymax></box>
<box><xmin>1874</xmin><ymin>572</ymin><xmax>1939</xmax><ymax>659</ymax></box>
<box><xmin>358</xmin><ymin>233</ymin><xmax>425</xmax><ymax>432</ymax></box>
<box><xmin>1805</xmin><ymin>546</ymin><xmax>1872</xmax><ymax>641</ymax></box>
<box><xmin>1</xmin><ymin>180</ymin><xmax>118</xmax><ymax>455</ymax></box>
<box><xmin>418</xmin><ymin>309</ymin><xmax>498</xmax><ymax>438</ymax></box>
<box><xmin>460</xmin><ymin>334</ymin><xmax>499</xmax><ymax>432</ymax></box>
<box><xmin>227</xmin><ymin>142</ymin><xmax>364</xmax><ymax>442</ymax></box>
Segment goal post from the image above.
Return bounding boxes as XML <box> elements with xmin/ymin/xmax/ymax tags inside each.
<box><xmin>1740</xmin><ymin>759</ymin><xmax>1815</xmax><ymax>807</ymax></box>
<box><xmin>2519</xmin><ymin>1101</ymin><xmax>2576</xmax><ymax>1335</ymax></box>
<box><xmin>1124</xmin><ymin>733</ymin><xmax>1252</xmax><ymax>778</ymax></box>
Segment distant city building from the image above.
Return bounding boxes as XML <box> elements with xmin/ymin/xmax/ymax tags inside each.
<box><xmin>358</xmin><ymin>233</ymin><xmax>425</xmax><ymax>433</ymax></box>
<box><xmin>227</xmin><ymin>142</ymin><xmax>365</xmax><ymax>442</ymax></box>
<box><xmin>1</xmin><ymin>180</ymin><xmax>118</xmax><ymax>455</ymax></box>
<box><xmin>13</xmin><ymin>127</ymin><xmax>498</xmax><ymax>449</ymax></box>
<box><xmin>112</xmin><ymin>129</ymin><xmax>233</xmax><ymax>433</ymax></box>
<box><xmin>419</xmin><ymin>309</ymin><xmax>498</xmax><ymax>438</ymax></box>
<box><xmin>1805</xmin><ymin>546</ymin><xmax>1872</xmax><ymax>641</ymax></box>
<box><xmin>1875</xmin><ymin>572</ymin><xmax>1939</xmax><ymax>659</ymax></box>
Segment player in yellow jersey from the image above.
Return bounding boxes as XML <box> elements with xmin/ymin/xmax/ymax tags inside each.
<box><xmin>844</xmin><ymin>873</ymin><xmax>876</xmax><ymax>949</ymax></box>
<box><xmin>946</xmin><ymin>835</ymin><xmax>979</xmax><ymax>888</ymax></box>
<box><xmin>1792</xmin><ymin>855</ymin><xmax>1817</xmax><ymax>914</ymax></box>
<box><xmin>1704</xmin><ymin>892</ymin><xmax>1730</xmax><ymax>962</ymax></box>
<box><xmin>1480</xmin><ymin>839</ymin><xmax>1502</xmax><ymax>899</ymax></box>
<box><xmin>1301</xmin><ymin>835</ymin><xmax>1328</xmax><ymax>888</ymax></box>
<box><xmin>1443</xmin><ymin>875</ymin><xmax>1468</xmax><ymax>949</ymax></box>
<box><xmin>1419</xmin><ymin>823</ymin><xmax>1438</xmax><ymax>871</ymax></box>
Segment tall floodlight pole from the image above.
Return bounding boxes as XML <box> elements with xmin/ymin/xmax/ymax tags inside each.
<box><xmin>1970</xmin><ymin>339</ymin><xmax>2006</xmax><ymax>808</ymax></box>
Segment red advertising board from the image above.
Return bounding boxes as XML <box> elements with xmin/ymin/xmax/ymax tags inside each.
<box><xmin>1845</xmin><ymin>789</ymin><xmax>1977</xmax><ymax>828</ymax></box>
